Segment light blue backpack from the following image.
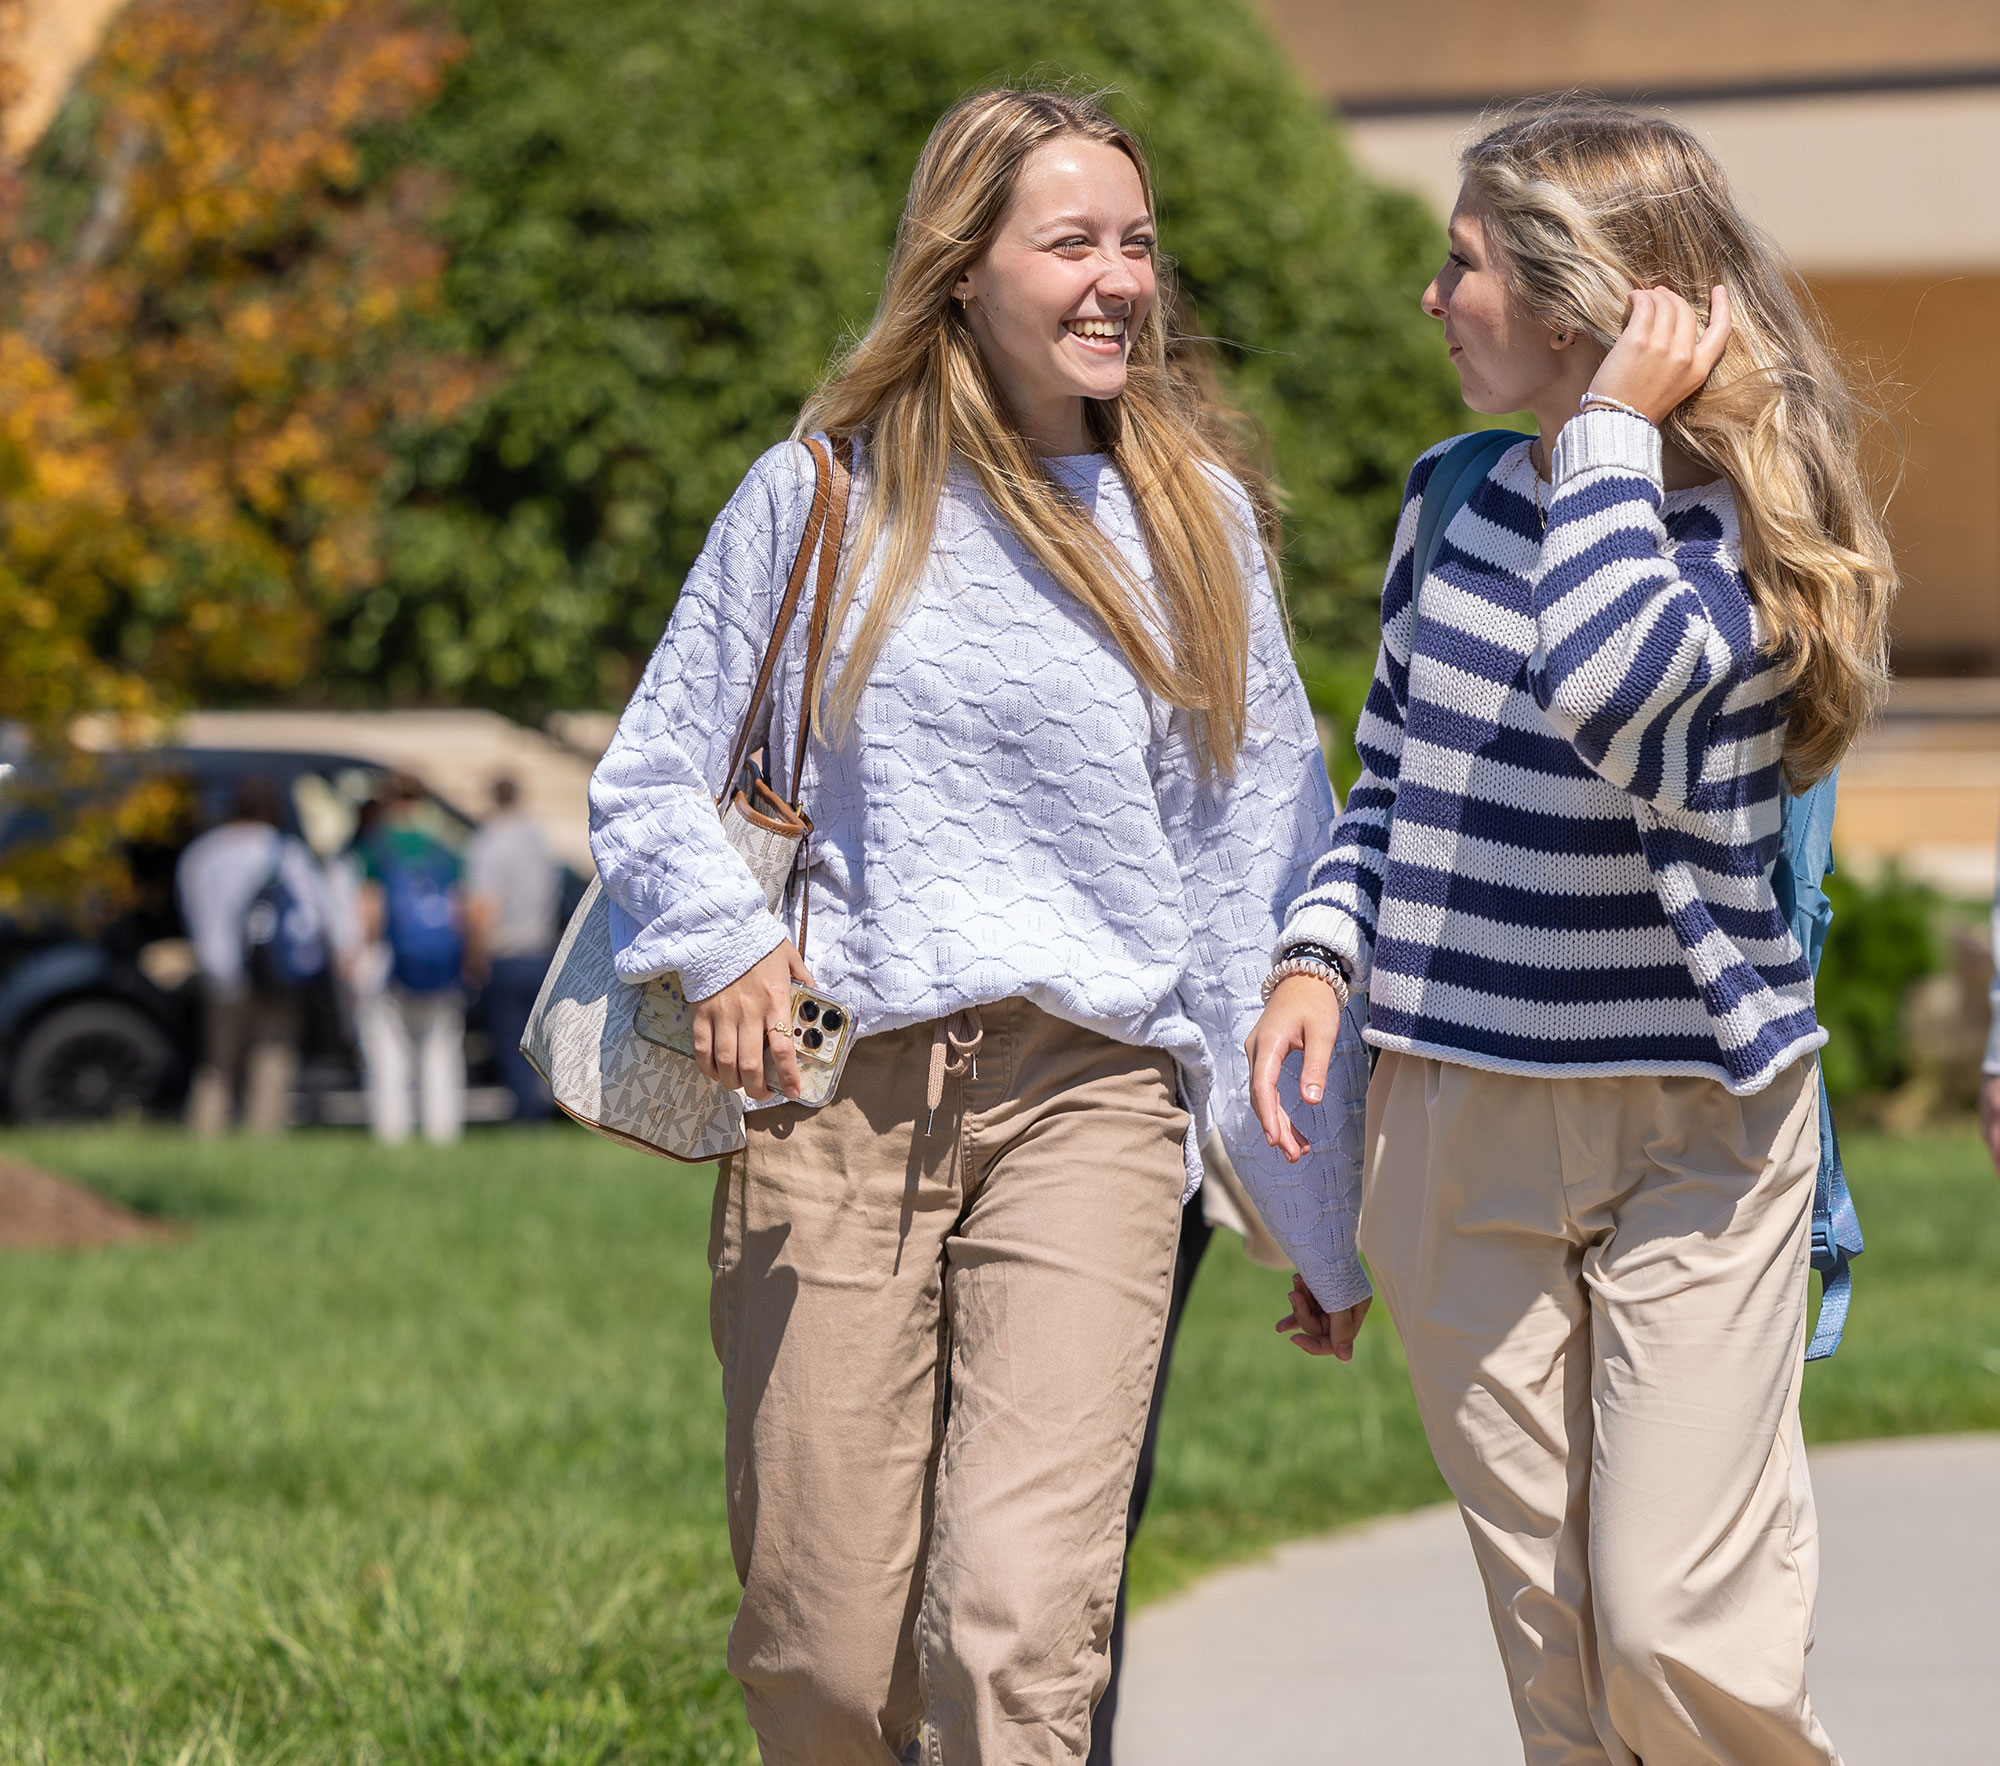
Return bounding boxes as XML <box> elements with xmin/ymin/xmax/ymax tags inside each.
<box><xmin>1412</xmin><ymin>430</ymin><xmax>1862</xmax><ymax>1357</ymax></box>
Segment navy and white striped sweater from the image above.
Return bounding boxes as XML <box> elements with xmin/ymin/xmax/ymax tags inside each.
<box><xmin>1280</xmin><ymin>407</ymin><xmax>1825</xmax><ymax>1095</ymax></box>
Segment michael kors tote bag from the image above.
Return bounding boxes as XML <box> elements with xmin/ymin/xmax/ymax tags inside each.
<box><xmin>522</xmin><ymin>435</ymin><xmax>850</xmax><ymax>1160</ymax></box>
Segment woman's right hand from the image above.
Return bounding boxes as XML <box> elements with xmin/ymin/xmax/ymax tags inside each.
<box><xmin>1245</xmin><ymin>972</ymin><xmax>1346</xmax><ymax>1163</ymax></box>
<box><xmin>693</xmin><ymin>941</ymin><xmax>813</xmax><ymax>1100</ymax></box>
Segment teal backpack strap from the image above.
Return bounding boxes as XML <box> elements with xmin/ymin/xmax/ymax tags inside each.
<box><xmin>1360</xmin><ymin>428</ymin><xmax>1520</xmax><ymax>1078</ymax></box>
<box><xmin>1771</xmin><ymin>771</ymin><xmax>1863</xmax><ymax>1359</ymax></box>
<box><xmin>1412</xmin><ymin>430</ymin><xmax>1523</xmax><ymax>595</ymax></box>
<box><xmin>1806</xmin><ymin>1075</ymin><xmax>1856</xmax><ymax>1360</ymax></box>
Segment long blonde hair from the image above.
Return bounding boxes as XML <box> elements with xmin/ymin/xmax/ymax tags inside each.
<box><xmin>1461</xmin><ymin>104</ymin><xmax>1896</xmax><ymax>786</ymax></box>
<box><xmin>798</xmin><ymin>87</ymin><xmax>1273</xmax><ymax>777</ymax></box>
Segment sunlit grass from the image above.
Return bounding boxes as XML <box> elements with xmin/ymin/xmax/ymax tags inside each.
<box><xmin>0</xmin><ymin>1122</ymin><xmax>1991</xmax><ymax>1760</ymax></box>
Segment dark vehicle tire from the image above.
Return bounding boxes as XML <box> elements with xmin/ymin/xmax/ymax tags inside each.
<box><xmin>7</xmin><ymin>1000</ymin><xmax>181</xmax><ymax>1123</ymax></box>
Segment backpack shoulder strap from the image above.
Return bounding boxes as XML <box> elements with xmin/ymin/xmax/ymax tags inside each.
<box><xmin>1366</xmin><ymin>430</ymin><xmax>1522</xmax><ymax>928</ymax></box>
<box><xmin>1411</xmin><ymin>430</ymin><xmax>1522</xmax><ymax>597</ymax></box>
<box><xmin>1773</xmin><ymin>770</ymin><xmax>1865</xmax><ymax>1360</ymax></box>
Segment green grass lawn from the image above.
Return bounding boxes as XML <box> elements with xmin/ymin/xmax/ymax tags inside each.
<box><xmin>0</xmin><ymin>1124</ymin><xmax>1995</xmax><ymax>1762</ymax></box>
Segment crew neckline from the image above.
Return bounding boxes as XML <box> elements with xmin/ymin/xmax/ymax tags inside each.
<box><xmin>1504</xmin><ymin>436</ymin><xmax>1724</xmax><ymax>509</ymax></box>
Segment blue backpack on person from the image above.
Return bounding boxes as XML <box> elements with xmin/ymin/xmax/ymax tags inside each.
<box><xmin>374</xmin><ymin>838</ymin><xmax>465</xmax><ymax>994</ymax></box>
<box><xmin>1412</xmin><ymin>430</ymin><xmax>1862</xmax><ymax>1358</ymax></box>
<box><xmin>242</xmin><ymin>847</ymin><xmax>328</xmax><ymax>993</ymax></box>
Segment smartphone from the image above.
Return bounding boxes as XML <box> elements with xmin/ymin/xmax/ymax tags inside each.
<box><xmin>634</xmin><ymin>974</ymin><xmax>855</xmax><ymax>1108</ymax></box>
<box><xmin>765</xmin><ymin>981</ymin><xmax>855</xmax><ymax>1106</ymax></box>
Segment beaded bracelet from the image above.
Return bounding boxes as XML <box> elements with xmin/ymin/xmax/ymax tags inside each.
<box><xmin>1262</xmin><ymin>953</ymin><xmax>1350</xmax><ymax>1009</ymax></box>
<box><xmin>1578</xmin><ymin>391</ymin><xmax>1655</xmax><ymax>425</ymax></box>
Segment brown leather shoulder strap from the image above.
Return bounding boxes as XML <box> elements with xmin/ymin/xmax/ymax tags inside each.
<box><xmin>785</xmin><ymin>435</ymin><xmax>851</xmax><ymax>963</ymax></box>
<box><xmin>789</xmin><ymin>435</ymin><xmax>853</xmax><ymax>799</ymax></box>
<box><xmin>722</xmin><ymin>438</ymin><xmax>834</xmax><ymax>799</ymax></box>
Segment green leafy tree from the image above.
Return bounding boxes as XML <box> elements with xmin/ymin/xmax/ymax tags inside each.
<box><xmin>360</xmin><ymin>0</ymin><xmax>1462</xmax><ymax>712</ymax></box>
<box><xmin>1</xmin><ymin>0</ymin><xmax>472</xmax><ymax>911</ymax></box>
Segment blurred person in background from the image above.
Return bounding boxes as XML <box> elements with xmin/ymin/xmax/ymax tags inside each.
<box><xmin>325</xmin><ymin>795</ymin><xmax>388</xmax><ymax>1037</ymax></box>
<box><xmin>175</xmin><ymin>775</ymin><xmax>330</xmax><ymax>1135</ymax></box>
<box><xmin>356</xmin><ymin>773</ymin><xmax>472</xmax><ymax>1146</ymax></box>
<box><xmin>591</xmin><ymin>88</ymin><xmax>1364</xmax><ymax>1765</ymax></box>
<box><xmin>464</xmin><ymin>774</ymin><xmax>558</xmax><ymax>1124</ymax></box>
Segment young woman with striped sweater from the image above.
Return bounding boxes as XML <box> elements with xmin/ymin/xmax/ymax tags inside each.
<box><xmin>1247</xmin><ymin>106</ymin><xmax>1895</xmax><ymax>1765</ymax></box>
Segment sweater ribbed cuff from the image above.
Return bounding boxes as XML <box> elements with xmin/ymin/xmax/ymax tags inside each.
<box><xmin>1276</xmin><ymin>903</ymin><xmax>1371</xmax><ymax>990</ymax></box>
<box><xmin>1550</xmin><ymin>405</ymin><xmax>1661</xmax><ymax>487</ymax></box>
<box><xmin>1298</xmin><ymin>1251</ymin><xmax>1373</xmax><ymax>1316</ymax></box>
<box><xmin>666</xmin><ymin>914</ymin><xmax>789</xmax><ymax>1003</ymax></box>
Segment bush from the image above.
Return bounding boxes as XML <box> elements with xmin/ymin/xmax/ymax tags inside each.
<box><xmin>349</xmin><ymin>0</ymin><xmax>1462</xmax><ymax>710</ymax></box>
<box><xmin>1818</xmin><ymin>864</ymin><xmax>1944</xmax><ymax>1101</ymax></box>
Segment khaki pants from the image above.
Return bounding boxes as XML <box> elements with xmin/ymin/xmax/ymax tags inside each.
<box><xmin>1361</xmin><ymin>1051</ymin><xmax>1838</xmax><ymax>1766</ymax></box>
<box><xmin>187</xmin><ymin>983</ymin><xmax>300</xmax><ymax>1136</ymax></box>
<box><xmin>708</xmin><ymin>1000</ymin><xmax>1188</xmax><ymax>1765</ymax></box>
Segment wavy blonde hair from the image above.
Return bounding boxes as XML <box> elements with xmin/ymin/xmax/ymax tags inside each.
<box><xmin>798</xmin><ymin>87</ymin><xmax>1275</xmax><ymax>777</ymax></box>
<box><xmin>1461</xmin><ymin>103</ymin><xmax>1896</xmax><ymax>785</ymax></box>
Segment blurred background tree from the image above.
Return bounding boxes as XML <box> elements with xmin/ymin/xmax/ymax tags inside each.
<box><xmin>355</xmin><ymin>0</ymin><xmax>1463</xmax><ymax>713</ymax></box>
<box><xmin>0</xmin><ymin>0</ymin><xmax>476</xmax><ymax>906</ymax></box>
<box><xmin>21</xmin><ymin>0</ymin><xmax>1462</xmax><ymax>725</ymax></box>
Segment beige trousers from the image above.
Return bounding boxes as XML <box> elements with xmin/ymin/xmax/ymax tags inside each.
<box><xmin>187</xmin><ymin>983</ymin><xmax>300</xmax><ymax>1136</ymax></box>
<box><xmin>1361</xmin><ymin>1050</ymin><xmax>1838</xmax><ymax>1766</ymax></box>
<box><xmin>708</xmin><ymin>1000</ymin><xmax>1188</xmax><ymax>1766</ymax></box>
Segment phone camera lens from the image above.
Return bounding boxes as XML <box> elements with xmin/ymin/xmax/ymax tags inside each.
<box><xmin>801</xmin><ymin>1027</ymin><xmax>826</xmax><ymax>1051</ymax></box>
<box><xmin>798</xmin><ymin>999</ymin><xmax>820</xmax><ymax>1023</ymax></box>
<box><xmin>820</xmin><ymin>1009</ymin><xmax>844</xmax><ymax>1032</ymax></box>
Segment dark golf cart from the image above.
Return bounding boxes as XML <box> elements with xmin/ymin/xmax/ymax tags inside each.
<box><xmin>0</xmin><ymin>747</ymin><xmax>573</xmax><ymax>1125</ymax></box>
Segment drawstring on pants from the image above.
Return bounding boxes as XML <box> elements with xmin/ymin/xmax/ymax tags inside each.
<box><xmin>925</xmin><ymin>1006</ymin><xmax>984</xmax><ymax>1132</ymax></box>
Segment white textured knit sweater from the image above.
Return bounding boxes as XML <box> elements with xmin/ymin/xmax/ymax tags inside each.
<box><xmin>590</xmin><ymin>437</ymin><xmax>1371</xmax><ymax>1310</ymax></box>
<box><xmin>1280</xmin><ymin>408</ymin><xmax>1824</xmax><ymax>1093</ymax></box>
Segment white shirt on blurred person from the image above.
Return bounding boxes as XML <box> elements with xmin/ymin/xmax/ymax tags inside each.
<box><xmin>176</xmin><ymin>817</ymin><xmax>328</xmax><ymax>997</ymax></box>
<box><xmin>465</xmin><ymin>785</ymin><xmax>559</xmax><ymax>961</ymax></box>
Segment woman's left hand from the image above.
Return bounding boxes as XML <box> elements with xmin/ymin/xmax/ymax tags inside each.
<box><xmin>1275</xmin><ymin>1273</ymin><xmax>1371</xmax><ymax>1362</ymax></box>
<box><xmin>1585</xmin><ymin>283</ymin><xmax>1732</xmax><ymax>424</ymax></box>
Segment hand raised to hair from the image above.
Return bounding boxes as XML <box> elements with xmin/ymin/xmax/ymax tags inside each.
<box><xmin>1585</xmin><ymin>284</ymin><xmax>1732</xmax><ymax>425</ymax></box>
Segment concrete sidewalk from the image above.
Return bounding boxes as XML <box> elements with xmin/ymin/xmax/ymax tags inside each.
<box><xmin>1114</xmin><ymin>1434</ymin><xmax>2000</xmax><ymax>1765</ymax></box>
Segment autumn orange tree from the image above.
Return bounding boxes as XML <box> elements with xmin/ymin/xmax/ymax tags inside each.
<box><xmin>0</xmin><ymin>0</ymin><xmax>473</xmax><ymax>906</ymax></box>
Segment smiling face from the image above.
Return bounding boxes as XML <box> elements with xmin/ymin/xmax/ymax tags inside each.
<box><xmin>1423</xmin><ymin>193</ymin><xmax>1594</xmax><ymax>421</ymax></box>
<box><xmin>952</xmin><ymin>135</ymin><xmax>1156</xmax><ymax>455</ymax></box>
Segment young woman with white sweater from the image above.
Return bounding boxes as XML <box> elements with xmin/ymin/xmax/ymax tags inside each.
<box><xmin>1249</xmin><ymin>105</ymin><xmax>1896</xmax><ymax>1765</ymax></box>
<box><xmin>590</xmin><ymin>88</ymin><xmax>1366</xmax><ymax>1764</ymax></box>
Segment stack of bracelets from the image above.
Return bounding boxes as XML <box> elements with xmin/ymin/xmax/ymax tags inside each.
<box><xmin>1261</xmin><ymin>941</ymin><xmax>1350</xmax><ymax>1008</ymax></box>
